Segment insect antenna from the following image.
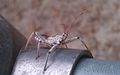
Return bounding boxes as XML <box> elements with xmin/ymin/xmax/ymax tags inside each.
<box><xmin>64</xmin><ymin>9</ymin><xmax>88</xmax><ymax>34</ymax></box>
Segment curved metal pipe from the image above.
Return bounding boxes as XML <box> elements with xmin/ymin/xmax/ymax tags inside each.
<box><xmin>12</xmin><ymin>47</ymin><xmax>120</xmax><ymax>75</ymax></box>
<box><xmin>11</xmin><ymin>48</ymin><xmax>92</xmax><ymax>75</ymax></box>
<box><xmin>73</xmin><ymin>58</ymin><xmax>120</xmax><ymax>75</ymax></box>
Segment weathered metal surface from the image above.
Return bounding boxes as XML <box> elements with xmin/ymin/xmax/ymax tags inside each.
<box><xmin>0</xmin><ymin>15</ymin><xmax>27</xmax><ymax>75</ymax></box>
<box><xmin>0</xmin><ymin>15</ymin><xmax>27</xmax><ymax>58</ymax></box>
<box><xmin>74</xmin><ymin>58</ymin><xmax>120</xmax><ymax>75</ymax></box>
<box><xmin>0</xmin><ymin>15</ymin><xmax>13</xmax><ymax>75</ymax></box>
<box><xmin>12</xmin><ymin>48</ymin><xmax>92</xmax><ymax>75</ymax></box>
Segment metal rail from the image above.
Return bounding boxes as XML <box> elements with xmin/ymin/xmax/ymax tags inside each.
<box><xmin>12</xmin><ymin>48</ymin><xmax>92</xmax><ymax>75</ymax></box>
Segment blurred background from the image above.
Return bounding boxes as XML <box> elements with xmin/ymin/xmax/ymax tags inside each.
<box><xmin>0</xmin><ymin>0</ymin><xmax>120</xmax><ymax>61</ymax></box>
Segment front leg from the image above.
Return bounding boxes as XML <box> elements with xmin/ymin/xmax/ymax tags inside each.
<box><xmin>25</xmin><ymin>32</ymin><xmax>47</xmax><ymax>59</ymax></box>
<box><xmin>36</xmin><ymin>42</ymin><xmax>41</xmax><ymax>59</ymax></box>
<box><xmin>24</xmin><ymin>32</ymin><xmax>35</xmax><ymax>49</ymax></box>
<box><xmin>24</xmin><ymin>32</ymin><xmax>44</xmax><ymax>49</ymax></box>
<box><xmin>43</xmin><ymin>44</ymin><xmax>58</xmax><ymax>73</ymax></box>
<box><xmin>63</xmin><ymin>36</ymin><xmax>89</xmax><ymax>50</ymax></box>
<box><xmin>35</xmin><ymin>33</ymin><xmax>47</xmax><ymax>59</ymax></box>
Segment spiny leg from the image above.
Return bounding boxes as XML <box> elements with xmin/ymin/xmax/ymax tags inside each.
<box><xmin>24</xmin><ymin>32</ymin><xmax>35</xmax><ymax>49</ymax></box>
<box><xmin>43</xmin><ymin>44</ymin><xmax>58</xmax><ymax>73</ymax></box>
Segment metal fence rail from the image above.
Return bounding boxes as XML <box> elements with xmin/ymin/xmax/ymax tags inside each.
<box><xmin>12</xmin><ymin>48</ymin><xmax>92</xmax><ymax>75</ymax></box>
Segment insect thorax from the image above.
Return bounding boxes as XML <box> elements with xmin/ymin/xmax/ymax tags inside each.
<box><xmin>46</xmin><ymin>35</ymin><xmax>63</xmax><ymax>45</ymax></box>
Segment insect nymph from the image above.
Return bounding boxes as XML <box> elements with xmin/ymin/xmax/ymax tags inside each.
<box><xmin>24</xmin><ymin>9</ymin><xmax>89</xmax><ymax>73</ymax></box>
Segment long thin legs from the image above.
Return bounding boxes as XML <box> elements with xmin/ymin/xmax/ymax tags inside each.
<box><xmin>24</xmin><ymin>32</ymin><xmax>35</xmax><ymax>49</ymax></box>
<box><xmin>43</xmin><ymin>44</ymin><xmax>58</xmax><ymax>73</ymax></box>
<box><xmin>80</xmin><ymin>39</ymin><xmax>89</xmax><ymax>50</ymax></box>
<box><xmin>24</xmin><ymin>32</ymin><xmax>46</xmax><ymax>59</ymax></box>
<box><xmin>63</xmin><ymin>36</ymin><xmax>89</xmax><ymax>50</ymax></box>
<box><xmin>36</xmin><ymin>42</ymin><xmax>41</xmax><ymax>59</ymax></box>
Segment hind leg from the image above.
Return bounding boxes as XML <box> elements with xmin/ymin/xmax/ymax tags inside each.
<box><xmin>36</xmin><ymin>42</ymin><xmax>41</xmax><ymax>59</ymax></box>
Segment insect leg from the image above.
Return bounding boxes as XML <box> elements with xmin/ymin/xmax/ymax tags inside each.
<box><xmin>36</xmin><ymin>42</ymin><xmax>41</xmax><ymax>59</ymax></box>
<box><xmin>63</xmin><ymin>36</ymin><xmax>89</xmax><ymax>50</ymax></box>
<box><xmin>35</xmin><ymin>32</ymin><xmax>46</xmax><ymax>41</ymax></box>
<box><xmin>79</xmin><ymin>37</ymin><xmax>89</xmax><ymax>50</ymax></box>
<box><xmin>24</xmin><ymin>32</ymin><xmax>35</xmax><ymax>49</ymax></box>
<box><xmin>43</xmin><ymin>44</ymin><xmax>58</xmax><ymax>73</ymax></box>
<box><xmin>34</xmin><ymin>32</ymin><xmax>47</xmax><ymax>59</ymax></box>
<box><xmin>64</xmin><ymin>44</ymin><xmax>68</xmax><ymax>48</ymax></box>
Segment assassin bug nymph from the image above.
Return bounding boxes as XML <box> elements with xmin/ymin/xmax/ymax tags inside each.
<box><xmin>24</xmin><ymin>9</ymin><xmax>89</xmax><ymax>73</ymax></box>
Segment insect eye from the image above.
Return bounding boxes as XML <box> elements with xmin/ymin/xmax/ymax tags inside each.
<box><xmin>62</xmin><ymin>33</ymin><xmax>66</xmax><ymax>36</ymax></box>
